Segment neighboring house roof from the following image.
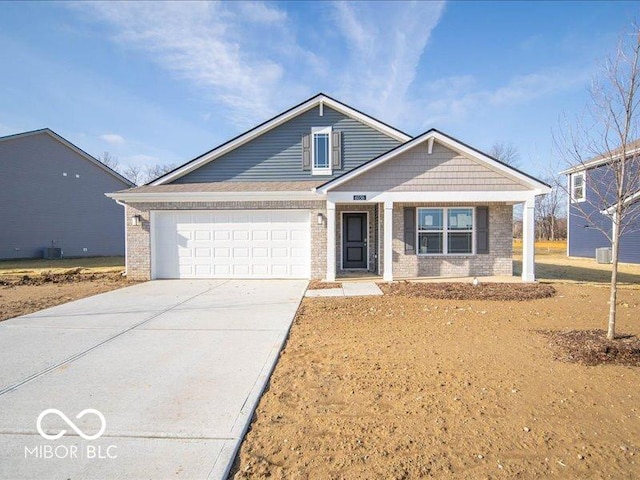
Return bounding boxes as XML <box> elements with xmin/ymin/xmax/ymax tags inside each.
<box><xmin>149</xmin><ymin>93</ymin><xmax>412</xmax><ymax>186</ymax></box>
<box><xmin>560</xmin><ymin>138</ymin><xmax>640</xmax><ymax>174</ymax></box>
<box><xmin>601</xmin><ymin>190</ymin><xmax>640</xmax><ymax>215</ymax></box>
<box><xmin>317</xmin><ymin>129</ymin><xmax>551</xmax><ymax>193</ymax></box>
<box><xmin>0</xmin><ymin>128</ymin><xmax>134</xmax><ymax>187</ymax></box>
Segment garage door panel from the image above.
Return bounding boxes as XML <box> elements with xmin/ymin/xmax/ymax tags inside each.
<box><xmin>271</xmin><ymin>230</ymin><xmax>288</xmax><ymax>241</ymax></box>
<box><xmin>252</xmin><ymin>247</ymin><xmax>268</xmax><ymax>258</ymax></box>
<box><xmin>252</xmin><ymin>230</ymin><xmax>269</xmax><ymax>241</ymax></box>
<box><xmin>194</xmin><ymin>230</ymin><xmax>211</xmax><ymax>241</ymax></box>
<box><xmin>153</xmin><ymin>210</ymin><xmax>310</xmax><ymax>279</ymax></box>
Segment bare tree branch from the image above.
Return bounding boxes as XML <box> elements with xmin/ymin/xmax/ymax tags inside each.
<box><xmin>554</xmin><ymin>23</ymin><xmax>640</xmax><ymax>340</ymax></box>
<box><xmin>488</xmin><ymin>142</ymin><xmax>521</xmax><ymax>167</ymax></box>
<box><xmin>98</xmin><ymin>151</ymin><xmax>119</xmax><ymax>171</ymax></box>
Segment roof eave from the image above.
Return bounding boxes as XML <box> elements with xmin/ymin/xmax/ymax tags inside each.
<box><xmin>106</xmin><ymin>190</ymin><xmax>324</xmax><ymax>203</ymax></box>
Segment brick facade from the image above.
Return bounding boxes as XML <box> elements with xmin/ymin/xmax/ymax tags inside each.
<box><xmin>124</xmin><ymin>200</ymin><xmax>512</xmax><ymax>281</ymax></box>
<box><xmin>390</xmin><ymin>203</ymin><xmax>513</xmax><ymax>278</ymax></box>
<box><xmin>124</xmin><ymin>201</ymin><xmax>326</xmax><ymax>280</ymax></box>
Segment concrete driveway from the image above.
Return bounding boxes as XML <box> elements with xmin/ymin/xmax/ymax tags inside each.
<box><xmin>0</xmin><ymin>279</ymin><xmax>307</xmax><ymax>479</ymax></box>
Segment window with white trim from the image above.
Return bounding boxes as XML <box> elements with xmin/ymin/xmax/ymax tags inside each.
<box><xmin>312</xmin><ymin>126</ymin><xmax>332</xmax><ymax>175</ymax></box>
<box><xmin>571</xmin><ymin>172</ymin><xmax>585</xmax><ymax>202</ymax></box>
<box><xmin>417</xmin><ymin>207</ymin><xmax>474</xmax><ymax>255</ymax></box>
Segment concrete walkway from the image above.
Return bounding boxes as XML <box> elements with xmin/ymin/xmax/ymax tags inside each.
<box><xmin>305</xmin><ymin>281</ymin><xmax>383</xmax><ymax>297</ymax></box>
<box><xmin>0</xmin><ymin>279</ymin><xmax>307</xmax><ymax>480</ymax></box>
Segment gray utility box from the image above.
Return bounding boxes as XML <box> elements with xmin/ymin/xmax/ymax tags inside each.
<box><xmin>596</xmin><ymin>247</ymin><xmax>612</xmax><ymax>264</ymax></box>
<box><xmin>43</xmin><ymin>247</ymin><xmax>62</xmax><ymax>260</ymax></box>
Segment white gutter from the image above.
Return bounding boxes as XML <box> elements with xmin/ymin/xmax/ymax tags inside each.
<box><xmin>600</xmin><ymin>191</ymin><xmax>640</xmax><ymax>215</ymax></box>
<box><xmin>106</xmin><ymin>190</ymin><xmax>324</xmax><ymax>203</ymax></box>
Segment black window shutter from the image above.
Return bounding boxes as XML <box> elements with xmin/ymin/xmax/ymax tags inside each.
<box><xmin>476</xmin><ymin>206</ymin><xmax>489</xmax><ymax>254</ymax></box>
<box><xmin>404</xmin><ymin>207</ymin><xmax>416</xmax><ymax>254</ymax></box>
<box><xmin>331</xmin><ymin>131</ymin><xmax>342</xmax><ymax>169</ymax></box>
<box><xmin>302</xmin><ymin>134</ymin><xmax>311</xmax><ymax>170</ymax></box>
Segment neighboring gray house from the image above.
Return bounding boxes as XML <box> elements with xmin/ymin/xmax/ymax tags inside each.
<box><xmin>108</xmin><ymin>94</ymin><xmax>550</xmax><ymax>282</ymax></box>
<box><xmin>562</xmin><ymin>144</ymin><xmax>640</xmax><ymax>264</ymax></box>
<box><xmin>0</xmin><ymin>129</ymin><xmax>133</xmax><ymax>259</ymax></box>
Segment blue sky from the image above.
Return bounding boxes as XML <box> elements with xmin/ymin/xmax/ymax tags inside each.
<box><xmin>0</xmin><ymin>1</ymin><xmax>638</xmax><ymax>177</ymax></box>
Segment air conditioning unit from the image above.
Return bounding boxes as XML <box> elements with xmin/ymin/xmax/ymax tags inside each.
<box><xmin>43</xmin><ymin>247</ymin><xmax>62</xmax><ymax>260</ymax></box>
<box><xmin>596</xmin><ymin>247</ymin><xmax>612</xmax><ymax>264</ymax></box>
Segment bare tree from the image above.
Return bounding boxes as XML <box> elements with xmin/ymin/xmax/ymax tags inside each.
<box><xmin>122</xmin><ymin>164</ymin><xmax>143</xmax><ymax>185</ymax></box>
<box><xmin>96</xmin><ymin>150</ymin><xmax>176</xmax><ymax>186</ymax></box>
<box><xmin>555</xmin><ymin>25</ymin><xmax>640</xmax><ymax>340</ymax></box>
<box><xmin>535</xmin><ymin>175</ymin><xmax>566</xmax><ymax>241</ymax></box>
<box><xmin>489</xmin><ymin>142</ymin><xmax>521</xmax><ymax>167</ymax></box>
<box><xmin>144</xmin><ymin>163</ymin><xmax>176</xmax><ymax>183</ymax></box>
<box><xmin>98</xmin><ymin>151</ymin><xmax>119</xmax><ymax>171</ymax></box>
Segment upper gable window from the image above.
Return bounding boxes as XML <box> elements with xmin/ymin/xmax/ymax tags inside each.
<box><xmin>312</xmin><ymin>126</ymin><xmax>332</xmax><ymax>175</ymax></box>
<box><xmin>571</xmin><ymin>172</ymin><xmax>586</xmax><ymax>203</ymax></box>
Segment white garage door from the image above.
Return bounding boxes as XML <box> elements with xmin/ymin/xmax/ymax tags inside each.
<box><xmin>152</xmin><ymin>210</ymin><xmax>311</xmax><ymax>279</ymax></box>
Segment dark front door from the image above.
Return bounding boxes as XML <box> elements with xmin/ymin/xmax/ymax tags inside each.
<box><xmin>343</xmin><ymin>213</ymin><xmax>367</xmax><ymax>269</ymax></box>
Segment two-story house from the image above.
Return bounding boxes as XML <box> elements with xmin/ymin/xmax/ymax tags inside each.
<box><xmin>0</xmin><ymin>129</ymin><xmax>134</xmax><ymax>259</ymax></box>
<box><xmin>562</xmin><ymin>142</ymin><xmax>640</xmax><ymax>264</ymax></box>
<box><xmin>107</xmin><ymin>94</ymin><xmax>550</xmax><ymax>281</ymax></box>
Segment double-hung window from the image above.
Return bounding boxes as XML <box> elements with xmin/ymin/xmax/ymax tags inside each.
<box><xmin>417</xmin><ymin>207</ymin><xmax>474</xmax><ymax>255</ymax></box>
<box><xmin>312</xmin><ymin>126</ymin><xmax>332</xmax><ymax>175</ymax></box>
<box><xmin>571</xmin><ymin>172</ymin><xmax>585</xmax><ymax>202</ymax></box>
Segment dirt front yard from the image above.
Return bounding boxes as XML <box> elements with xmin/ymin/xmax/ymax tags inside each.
<box><xmin>0</xmin><ymin>270</ymin><xmax>135</xmax><ymax>322</ymax></box>
<box><xmin>235</xmin><ymin>283</ymin><xmax>640</xmax><ymax>479</ymax></box>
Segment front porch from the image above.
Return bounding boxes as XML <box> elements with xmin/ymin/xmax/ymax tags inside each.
<box><xmin>317</xmin><ymin>129</ymin><xmax>547</xmax><ymax>283</ymax></box>
<box><xmin>325</xmin><ymin>195</ymin><xmax>538</xmax><ymax>283</ymax></box>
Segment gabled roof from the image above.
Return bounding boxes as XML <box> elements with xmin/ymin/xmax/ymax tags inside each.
<box><xmin>0</xmin><ymin>128</ymin><xmax>134</xmax><ymax>187</ymax></box>
<box><xmin>316</xmin><ymin>129</ymin><xmax>551</xmax><ymax>193</ymax></box>
<box><xmin>150</xmin><ymin>93</ymin><xmax>412</xmax><ymax>186</ymax></box>
<box><xmin>560</xmin><ymin>138</ymin><xmax>640</xmax><ymax>175</ymax></box>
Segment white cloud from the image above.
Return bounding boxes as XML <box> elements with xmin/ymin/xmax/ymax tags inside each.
<box><xmin>71</xmin><ymin>1</ymin><xmax>294</xmax><ymax>127</ymax></box>
<box><xmin>236</xmin><ymin>1</ymin><xmax>287</xmax><ymax>24</ymax></box>
<box><xmin>417</xmin><ymin>68</ymin><xmax>591</xmax><ymax>129</ymax></box>
<box><xmin>332</xmin><ymin>1</ymin><xmax>446</xmax><ymax>124</ymax></box>
<box><xmin>70</xmin><ymin>1</ymin><xmax>447</xmax><ymax>130</ymax></box>
<box><xmin>99</xmin><ymin>133</ymin><xmax>125</xmax><ymax>145</ymax></box>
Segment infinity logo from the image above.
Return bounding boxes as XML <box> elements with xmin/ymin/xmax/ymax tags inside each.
<box><xmin>36</xmin><ymin>409</ymin><xmax>106</xmax><ymax>441</ymax></box>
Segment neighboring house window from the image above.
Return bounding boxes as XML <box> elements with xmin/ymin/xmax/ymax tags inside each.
<box><xmin>571</xmin><ymin>172</ymin><xmax>586</xmax><ymax>202</ymax></box>
<box><xmin>312</xmin><ymin>126</ymin><xmax>332</xmax><ymax>175</ymax></box>
<box><xmin>417</xmin><ymin>207</ymin><xmax>474</xmax><ymax>255</ymax></box>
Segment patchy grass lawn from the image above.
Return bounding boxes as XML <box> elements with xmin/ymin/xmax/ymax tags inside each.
<box><xmin>0</xmin><ymin>256</ymin><xmax>125</xmax><ymax>276</ymax></box>
<box><xmin>514</xmin><ymin>253</ymin><xmax>640</xmax><ymax>285</ymax></box>
<box><xmin>234</xmin><ymin>283</ymin><xmax>640</xmax><ymax>479</ymax></box>
<box><xmin>514</xmin><ymin>239</ymin><xmax>567</xmax><ymax>256</ymax></box>
<box><xmin>512</xmin><ymin>239</ymin><xmax>640</xmax><ymax>284</ymax></box>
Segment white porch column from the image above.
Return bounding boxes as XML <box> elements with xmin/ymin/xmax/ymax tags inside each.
<box><xmin>383</xmin><ymin>200</ymin><xmax>394</xmax><ymax>281</ymax></box>
<box><xmin>522</xmin><ymin>196</ymin><xmax>536</xmax><ymax>282</ymax></box>
<box><xmin>326</xmin><ymin>200</ymin><xmax>336</xmax><ymax>281</ymax></box>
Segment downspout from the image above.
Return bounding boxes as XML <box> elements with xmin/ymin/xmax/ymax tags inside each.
<box><xmin>115</xmin><ymin>199</ymin><xmax>128</xmax><ymax>277</ymax></box>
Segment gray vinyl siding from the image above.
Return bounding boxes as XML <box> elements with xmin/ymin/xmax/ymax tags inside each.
<box><xmin>619</xmin><ymin>208</ymin><xmax>640</xmax><ymax>263</ymax></box>
<box><xmin>172</xmin><ymin>106</ymin><xmax>401</xmax><ymax>183</ymax></box>
<box><xmin>0</xmin><ymin>132</ymin><xmax>130</xmax><ymax>259</ymax></box>
<box><xmin>568</xmin><ymin>164</ymin><xmax>640</xmax><ymax>263</ymax></box>
<box><xmin>334</xmin><ymin>141</ymin><xmax>528</xmax><ymax>192</ymax></box>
